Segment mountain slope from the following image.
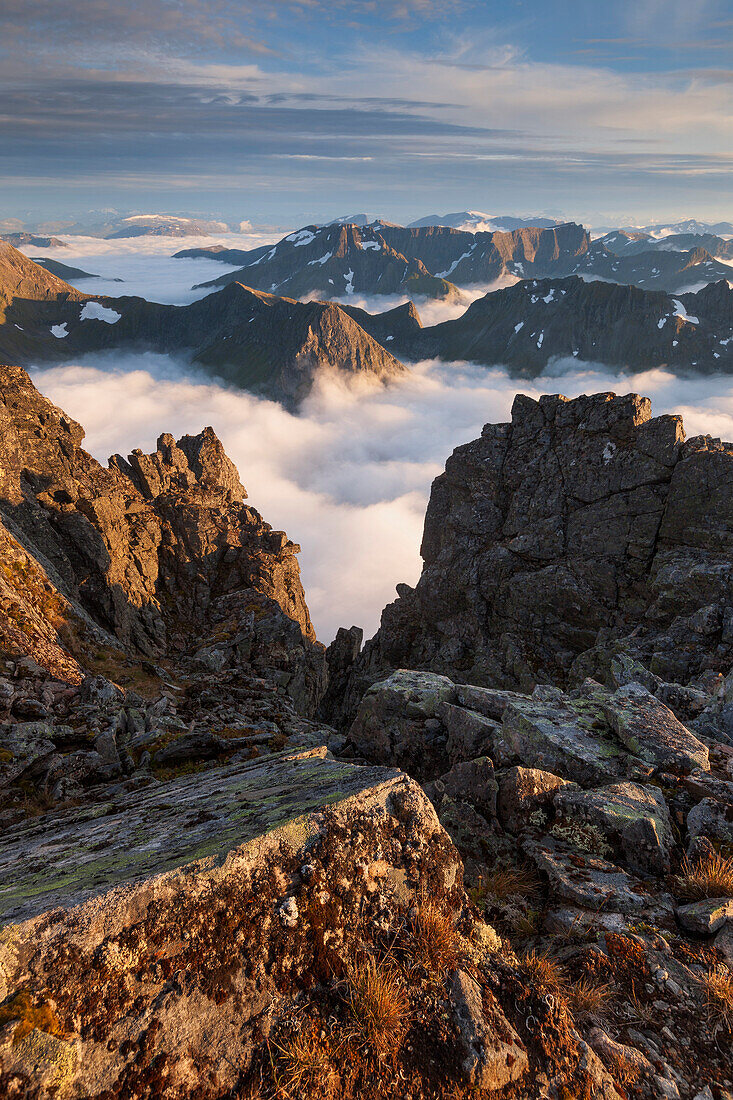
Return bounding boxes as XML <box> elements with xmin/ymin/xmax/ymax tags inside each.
<box><xmin>187</xmin><ymin>221</ymin><xmax>591</xmax><ymax>298</ymax></box>
<box><xmin>393</xmin><ymin>276</ymin><xmax>733</xmax><ymax>374</ymax></box>
<box><xmin>0</xmin><ymin>243</ymin><xmax>406</xmax><ymax>404</ymax></box>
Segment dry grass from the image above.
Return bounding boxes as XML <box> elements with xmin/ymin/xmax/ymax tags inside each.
<box><xmin>701</xmin><ymin>965</ymin><xmax>733</xmax><ymax>1030</ymax></box>
<box><xmin>346</xmin><ymin>956</ymin><xmax>410</xmax><ymax>1060</ymax></box>
<box><xmin>520</xmin><ymin>949</ymin><xmax>568</xmax><ymax>999</ymax></box>
<box><xmin>611</xmin><ymin>1056</ymin><xmax>642</xmax><ymax>1088</ymax></box>
<box><xmin>471</xmin><ymin>864</ymin><xmax>542</xmax><ymax>904</ymax></box>
<box><xmin>411</xmin><ymin>901</ymin><xmax>458</xmax><ymax>976</ymax></box>
<box><xmin>271</xmin><ymin>1026</ymin><xmax>338</xmax><ymax>1099</ymax></box>
<box><xmin>628</xmin><ymin>988</ymin><xmax>656</xmax><ymax>1028</ymax></box>
<box><xmin>674</xmin><ymin>852</ymin><xmax>733</xmax><ymax>901</ymax></box>
<box><xmin>567</xmin><ymin>977</ymin><xmax>613</xmax><ymax>1026</ymax></box>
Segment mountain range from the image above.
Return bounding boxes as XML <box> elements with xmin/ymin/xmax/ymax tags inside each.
<box><xmin>178</xmin><ymin>219</ymin><xmax>733</xmax><ymax>300</ymax></box>
<box><xmin>2</xmin><ymin>240</ymin><xmax>733</xmax><ymax>403</ymax></box>
<box><xmin>0</xmin><ymin>242</ymin><xmax>404</xmax><ymax>405</ymax></box>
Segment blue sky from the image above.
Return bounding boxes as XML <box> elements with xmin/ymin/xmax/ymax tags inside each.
<box><xmin>2</xmin><ymin>0</ymin><xmax>732</xmax><ymax>228</ymax></box>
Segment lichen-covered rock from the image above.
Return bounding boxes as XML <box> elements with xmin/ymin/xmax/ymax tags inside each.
<box><xmin>676</xmin><ymin>897</ymin><xmax>733</xmax><ymax>934</ymax></box>
<box><xmin>435</xmin><ymin>756</ymin><xmax>498</xmax><ymax>819</ymax></box>
<box><xmin>524</xmin><ymin>837</ymin><xmax>648</xmax><ymax>912</ymax></box>
<box><xmin>347</xmin><ymin>669</ymin><xmax>456</xmax><ymax>778</ymax></box>
<box><xmin>497</xmin><ymin>689</ymin><xmax>627</xmax><ymax>786</ymax></box>
<box><xmin>497</xmin><ymin>765</ymin><xmax>576</xmax><ymax>833</ymax></box>
<box><xmin>447</xmin><ymin>968</ymin><xmax>528</xmax><ymax>1090</ymax></box>
<box><xmin>602</xmin><ymin>684</ymin><xmax>709</xmax><ymax>774</ymax></box>
<box><xmin>0</xmin><ymin>748</ymin><xmax>463</xmax><ymax>1096</ymax></box>
<box><xmin>686</xmin><ymin>796</ymin><xmax>733</xmax><ymax>846</ymax></box>
<box><xmin>553</xmin><ymin>781</ymin><xmax>675</xmax><ymax>874</ymax></box>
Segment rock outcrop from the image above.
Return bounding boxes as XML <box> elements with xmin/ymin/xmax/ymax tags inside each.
<box><xmin>0</xmin><ymin>364</ymin><xmax>325</xmax><ymax>711</ymax></box>
<box><xmin>332</xmin><ymin>391</ymin><xmax>733</xmax><ymax>723</ymax></box>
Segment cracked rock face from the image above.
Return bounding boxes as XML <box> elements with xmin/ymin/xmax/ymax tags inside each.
<box><xmin>331</xmin><ymin>391</ymin><xmax>733</xmax><ymax>724</ymax></box>
<box><xmin>0</xmin><ymin>364</ymin><xmax>325</xmax><ymax>713</ymax></box>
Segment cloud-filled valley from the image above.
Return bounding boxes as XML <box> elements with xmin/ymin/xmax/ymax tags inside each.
<box><xmin>32</xmin><ymin>351</ymin><xmax>733</xmax><ymax>646</ymax></box>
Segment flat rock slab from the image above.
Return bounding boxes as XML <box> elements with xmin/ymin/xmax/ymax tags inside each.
<box><xmin>498</xmin><ymin>691</ymin><xmax>627</xmax><ymax>786</ymax></box>
<box><xmin>602</xmin><ymin>683</ymin><xmax>709</xmax><ymax>774</ymax></box>
<box><xmin>553</xmin><ymin>781</ymin><xmax>675</xmax><ymax>875</ymax></box>
<box><xmin>0</xmin><ymin>748</ymin><xmax>463</xmax><ymax>1098</ymax></box>
<box><xmin>1</xmin><ymin>747</ymin><xmax>389</xmax><ymax>924</ymax></box>
<box><xmin>524</xmin><ymin>837</ymin><xmax>648</xmax><ymax>912</ymax></box>
<box><xmin>448</xmin><ymin>969</ymin><xmax>528</xmax><ymax>1090</ymax></box>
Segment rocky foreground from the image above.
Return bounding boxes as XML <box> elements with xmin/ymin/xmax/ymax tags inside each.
<box><xmin>1</xmin><ymin>374</ymin><xmax>732</xmax><ymax>1097</ymax></box>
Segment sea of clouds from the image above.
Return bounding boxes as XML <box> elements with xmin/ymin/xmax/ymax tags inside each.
<box><xmin>32</xmin><ymin>354</ymin><xmax>733</xmax><ymax>646</ymax></box>
<box><xmin>24</xmin><ymin>238</ymin><xmax>733</xmax><ymax>645</ymax></box>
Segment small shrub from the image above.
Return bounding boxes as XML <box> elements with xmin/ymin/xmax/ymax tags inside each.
<box><xmin>271</xmin><ymin>1025</ymin><xmax>338</xmax><ymax>1099</ymax></box>
<box><xmin>675</xmin><ymin>852</ymin><xmax>733</xmax><ymax>901</ymax></box>
<box><xmin>411</xmin><ymin>901</ymin><xmax>458</xmax><ymax>976</ymax></box>
<box><xmin>701</xmin><ymin>965</ymin><xmax>733</xmax><ymax>1030</ymax></box>
<box><xmin>346</xmin><ymin>956</ymin><xmax>410</xmax><ymax>1059</ymax></box>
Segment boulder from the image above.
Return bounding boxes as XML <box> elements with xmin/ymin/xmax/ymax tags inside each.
<box><xmin>0</xmin><ymin>749</ymin><xmax>462</xmax><ymax>1096</ymax></box>
<box><xmin>676</xmin><ymin>897</ymin><xmax>733</xmax><ymax>935</ymax></box>
<box><xmin>602</xmin><ymin>683</ymin><xmax>709</xmax><ymax>774</ymax></box>
<box><xmin>497</xmin><ymin>690</ymin><xmax>627</xmax><ymax>786</ymax></box>
<box><xmin>436</xmin><ymin>756</ymin><xmax>498</xmax><ymax>819</ymax></box>
<box><xmin>686</xmin><ymin>796</ymin><xmax>733</xmax><ymax>847</ymax></box>
<box><xmin>347</xmin><ymin>669</ymin><xmax>456</xmax><ymax>777</ymax></box>
<box><xmin>447</xmin><ymin>969</ymin><xmax>528</xmax><ymax>1090</ymax></box>
<box><xmin>497</xmin><ymin>766</ymin><xmax>576</xmax><ymax>833</ymax></box>
<box><xmin>437</xmin><ymin>702</ymin><xmax>500</xmax><ymax>764</ymax></box>
<box><xmin>0</xmin><ymin>722</ymin><xmax>56</xmax><ymax>789</ymax></box>
<box><xmin>524</xmin><ymin>837</ymin><xmax>648</xmax><ymax>912</ymax></box>
<box><xmin>553</xmin><ymin>781</ymin><xmax>675</xmax><ymax>874</ymax></box>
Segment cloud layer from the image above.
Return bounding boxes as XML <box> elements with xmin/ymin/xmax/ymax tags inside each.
<box><xmin>31</xmin><ymin>353</ymin><xmax>733</xmax><ymax>646</ymax></box>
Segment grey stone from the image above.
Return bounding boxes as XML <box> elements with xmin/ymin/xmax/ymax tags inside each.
<box><xmin>497</xmin><ymin>766</ymin><xmax>576</xmax><ymax>833</ymax></box>
<box><xmin>525</xmin><ymin>837</ymin><xmax>647</xmax><ymax>912</ymax></box>
<box><xmin>553</xmin><ymin>781</ymin><xmax>675</xmax><ymax>874</ymax></box>
<box><xmin>687</xmin><ymin>796</ymin><xmax>733</xmax><ymax>846</ymax></box>
<box><xmin>603</xmin><ymin>683</ymin><xmax>709</xmax><ymax>774</ymax></box>
<box><xmin>676</xmin><ymin>897</ymin><xmax>733</xmax><ymax>934</ymax></box>
<box><xmin>447</xmin><ymin>969</ymin><xmax>528</xmax><ymax>1090</ymax></box>
<box><xmin>437</xmin><ymin>756</ymin><xmax>498</xmax><ymax>818</ymax></box>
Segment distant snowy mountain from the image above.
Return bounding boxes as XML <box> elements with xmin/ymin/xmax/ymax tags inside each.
<box><xmin>408</xmin><ymin>211</ymin><xmax>561</xmax><ymax>232</ymax></box>
<box><xmin>628</xmin><ymin>219</ymin><xmax>733</xmax><ymax>239</ymax></box>
<box><xmin>105</xmin><ymin>214</ymin><xmax>230</xmax><ymax>239</ymax></box>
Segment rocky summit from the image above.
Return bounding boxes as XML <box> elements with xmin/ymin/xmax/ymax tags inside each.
<box><xmin>2</xmin><ymin>376</ymin><xmax>733</xmax><ymax>1098</ymax></box>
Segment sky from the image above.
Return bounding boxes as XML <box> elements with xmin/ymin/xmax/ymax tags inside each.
<box><xmin>2</xmin><ymin>0</ymin><xmax>732</xmax><ymax>228</ymax></box>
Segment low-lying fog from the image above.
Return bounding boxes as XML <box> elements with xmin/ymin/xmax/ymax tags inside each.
<box><xmin>24</xmin><ymin>239</ymin><xmax>733</xmax><ymax>644</ymax></box>
<box><xmin>32</xmin><ymin>354</ymin><xmax>733</xmax><ymax>645</ymax></box>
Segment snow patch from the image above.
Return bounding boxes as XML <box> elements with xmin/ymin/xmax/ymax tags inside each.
<box><xmin>514</xmin><ymin>321</ymin><xmax>524</xmax><ymax>333</ymax></box>
<box><xmin>285</xmin><ymin>230</ymin><xmax>316</xmax><ymax>247</ymax></box>
<box><xmin>344</xmin><ymin>269</ymin><xmax>354</xmax><ymax>294</ymax></box>
<box><xmin>672</xmin><ymin>299</ymin><xmax>699</xmax><ymax>325</ymax></box>
<box><xmin>308</xmin><ymin>252</ymin><xmax>332</xmax><ymax>266</ymax></box>
<box><xmin>50</xmin><ymin>323</ymin><xmax>69</xmax><ymax>338</ymax></box>
<box><xmin>80</xmin><ymin>301</ymin><xmax>121</xmax><ymax>324</ymax></box>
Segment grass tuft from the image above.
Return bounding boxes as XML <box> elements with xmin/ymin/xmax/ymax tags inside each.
<box><xmin>271</xmin><ymin>1025</ymin><xmax>338</xmax><ymax>1099</ymax></box>
<box><xmin>701</xmin><ymin>965</ymin><xmax>733</xmax><ymax>1030</ymax></box>
<box><xmin>411</xmin><ymin>901</ymin><xmax>458</xmax><ymax>976</ymax></box>
<box><xmin>674</xmin><ymin>852</ymin><xmax>733</xmax><ymax>901</ymax></box>
<box><xmin>346</xmin><ymin>956</ymin><xmax>410</xmax><ymax>1060</ymax></box>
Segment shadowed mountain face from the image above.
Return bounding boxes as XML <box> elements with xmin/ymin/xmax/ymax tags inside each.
<box><xmin>181</xmin><ymin>219</ymin><xmax>733</xmax><ymax>298</ymax></box>
<box><xmin>181</xmin><ymin>221</ymin><xmax>592</xmax><ymax>298</ymax></box>
<box><xmin>391</xmin><ymin>276</ymin><xmax>733</xmax><ymax>375</ymax></box>
<box><xmin>0</xmin><ymin>242</ymin><xmax>405</xmax><ymax>406</ymax></box>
